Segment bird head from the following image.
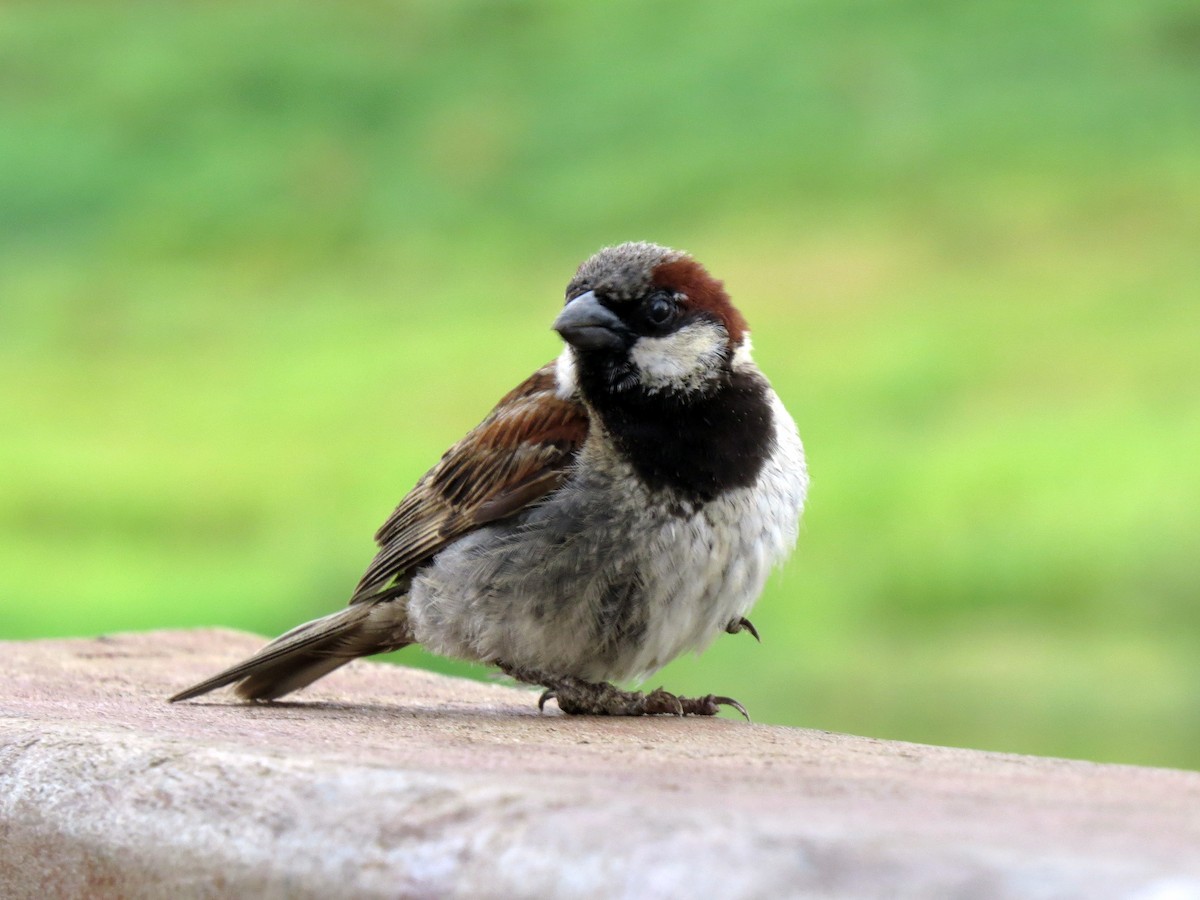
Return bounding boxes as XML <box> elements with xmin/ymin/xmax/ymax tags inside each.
<box><xmin>553</xmin><ymin>242</ymin><xmax>749</xmax><ymax>400</ymax></box>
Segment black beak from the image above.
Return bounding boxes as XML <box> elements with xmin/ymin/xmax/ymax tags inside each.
<box><xmin>553</xmin><ymin>291</ymin><xmax>629</xmax><ymax>351</ymax></box>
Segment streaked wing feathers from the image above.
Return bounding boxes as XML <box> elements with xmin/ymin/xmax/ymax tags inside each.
<box><xmin>350</xmin><ymin>362</ymin><xmax>587</xmax><ymax>602</ymax></box>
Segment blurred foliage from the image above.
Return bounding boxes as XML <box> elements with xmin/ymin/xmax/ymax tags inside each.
<box><xmin>2</xmin><ymin>0</ymin><xmax>1198</xmax><ymax>769</ymax></box>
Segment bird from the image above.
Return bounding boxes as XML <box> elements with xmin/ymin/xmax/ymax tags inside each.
<box><xmin>169</xmin><ymin>241</ymin><xmax>808</xmax><ymax>717</ymax></box>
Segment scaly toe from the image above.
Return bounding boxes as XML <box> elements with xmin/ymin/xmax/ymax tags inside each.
<box><xmin>537</xmin><ymin>689</ymin><xmax>557</xmax><ymax>712</ymax></box>
<box><xmin>678</xmin><ymin>693</ymin><xmax>751</xmax><ymax>721</ymax></box>
<box><xmin>643</xmin><ymin>687</ymin><xmax>685</xmax><ymax>716</ymax></box>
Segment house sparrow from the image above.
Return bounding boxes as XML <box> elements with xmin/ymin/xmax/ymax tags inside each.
<box><xmin>170</xmin><ymin>242</ymin><xmax>808</xmax><ymax>717</ymax></box>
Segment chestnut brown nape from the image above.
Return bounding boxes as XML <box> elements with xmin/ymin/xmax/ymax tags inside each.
<box><xmin>651</xmin><ymin>256</ymin><xmax>747</xmax><ymax>345</ymax></box>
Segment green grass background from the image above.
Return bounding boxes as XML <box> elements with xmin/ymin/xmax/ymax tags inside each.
<box><xmin>3</xmin><ymin>1</ymin><xmax>1198</xmax><ymax>769</ymax></box>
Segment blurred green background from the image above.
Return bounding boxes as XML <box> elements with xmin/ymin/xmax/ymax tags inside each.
<box><xmin>3</xmin><ymin>1</ymin><xmax>1198</xmax><ymax>769</ymax></box>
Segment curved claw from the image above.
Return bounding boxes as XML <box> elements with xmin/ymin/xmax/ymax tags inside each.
<box><xmin>537</xmin><ymin>689</ymin><xmax>557</xmax><ymax>712</ymax></box>
<box><xmin>713</xmin><ymin>696</ymin><xmax>751</xmax><ymax>722</ymax></box>
<box><xmin>726</xmin><ymin>617</ymin><xmax>761</xmax><ymax>643</ymax></box>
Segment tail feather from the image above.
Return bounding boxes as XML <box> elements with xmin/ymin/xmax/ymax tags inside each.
<box><xmin>169</xmin><ymin>603</ymin><xmax>412</xmax><ymax>703</ymax></box>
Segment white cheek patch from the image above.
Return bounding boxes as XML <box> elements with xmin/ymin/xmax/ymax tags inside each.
<box><xmin>555</xmin><ymin>346</ymin><xmax>578</xmax><ymax>399</ymax></box>
<box><xmin>731</xmin><ymin>333</ymin><xmax>754</xmax><ymax>371</ymax></box>
<box><xmin>629</xmin><ymin>321</ymin><xmax>728</xmax><ymax>393</ymax></box>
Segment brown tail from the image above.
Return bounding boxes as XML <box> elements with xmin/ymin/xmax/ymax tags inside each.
<box><xmin>169</xmin><ymin>602</ymin><xmax>412</xmax><ymax>703</ymax></box>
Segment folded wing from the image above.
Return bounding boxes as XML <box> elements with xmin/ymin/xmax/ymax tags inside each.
<box><xmin>351</xmin><ymin>362</ymin><xmax>589</xmax><ymax>603</ymax></box>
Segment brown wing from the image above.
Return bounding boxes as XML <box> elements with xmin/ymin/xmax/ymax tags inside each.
<box><xmin>350</xmin><ymin>362</ymin><xmax>588</xmax><ymax>603</ymax></box>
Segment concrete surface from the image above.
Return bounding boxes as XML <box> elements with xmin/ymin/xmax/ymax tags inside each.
<box><xmin>1</xmin><ymin>629</ymin><xmax>1198</xmax><ymax>899</ymax></box>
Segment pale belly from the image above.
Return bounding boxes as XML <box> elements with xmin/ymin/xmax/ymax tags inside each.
<box><xmin>407</xmin><ymin>398</ymin><xmax>807</xmax><ymax>684</ymax></box>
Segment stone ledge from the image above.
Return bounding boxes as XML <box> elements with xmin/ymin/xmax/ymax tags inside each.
<box><xmin>1</xmin><ymin>629</ymin><xmax>1199</xmax><ymax>899</ymax></box>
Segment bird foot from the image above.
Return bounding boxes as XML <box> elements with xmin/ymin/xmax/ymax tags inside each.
<box><xmin>537</xmin><ymin>677</ymin><xmax>749</xmax><ymax>720</ymax></box>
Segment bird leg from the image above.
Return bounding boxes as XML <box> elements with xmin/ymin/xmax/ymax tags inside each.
<box><xmin>498</xmin><ymin>664</ymin><xmax>748</xmax><ymax>719</ymax></box>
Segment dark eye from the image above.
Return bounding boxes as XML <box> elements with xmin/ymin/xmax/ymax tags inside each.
<box><xmin>644</xmin><ymin>293</ymin><xmax>676</xmax><ymax>327</ymax></box>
